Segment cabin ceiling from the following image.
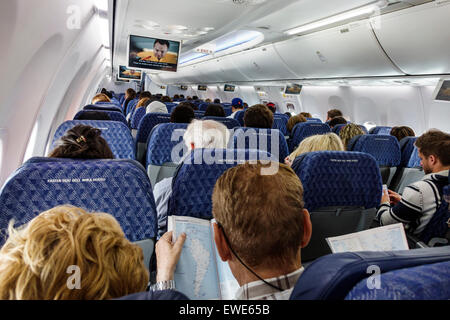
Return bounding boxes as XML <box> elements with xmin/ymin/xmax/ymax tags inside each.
<box><xmin>113</xmin><ymin>0</ymin><xmax>380</xmax><ymax>68</ymax></box>
<box><xmin>112</xmin><ymin>0</ymin><xmax>434</xmax><ymax>79</ymax></box>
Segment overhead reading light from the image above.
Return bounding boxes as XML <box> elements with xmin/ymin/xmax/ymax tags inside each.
<box><xmin>285</xmin><ymin>0</ymin><xmax>388</xmax><ymax>36</ymax></box>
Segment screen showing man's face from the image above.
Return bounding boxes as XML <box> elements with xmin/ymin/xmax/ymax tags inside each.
<box><xmin>154</xmin><ymin>42</ymin><xmax>168</xmax><ymax>60</ymax></box>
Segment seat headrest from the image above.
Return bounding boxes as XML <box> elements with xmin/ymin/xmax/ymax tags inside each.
<box><xmin>130</xmin><ymin>107</ymin><xmax>146</xmax><ymax>129</ymax></box>
<box><xmin>202</xmin><ymin>116</ymin><xmax>240</xmax><ymax>129</ymax></box>
<box><xmin>332</xmin><ymin>123</ymin><xmax>346</xmax><ymax>134</ymax></box>
<box><xmin>398</xmin><ymin>136</ymin><xmax>417</xmax><ymax>167</ymax></box>
<box><xmin>348</xmin><ymin>135</ymin><xmax>401</xmax><ymax>166</ymax></box>
<box><xmin>136</xmin><ymin>113</ymin><xmax>171</xmax><ymax>143</ymax></box>
<box><xmin>370</xmin><ymin>126</ymin><xmax>392</xmax><ymax>135</ymax></box>
<box><xmin>290</xmin><ymin>123</ymin><xmax>331</xmax><ymax>151</ymax></box>
<box><xmin>168</xmin><ymin>149</ymin><xmax>273</xmax><ymax>219</ymax></box>
<box><xmin>0</xmin><ymin>158</ymin><xmax>157</xmax><ymax>243</ymax></box>
<box><xmin>52</xmin><ymin>120</ymin><xmax>135</xmax><ymax>160</ymax></box>
<box><xmin>291</xmin><ymin>151</ymin><xmax>382</xmax><ymax>211</ymax></box>
<box><xmin>146</xmin><ymin>123</ymin><xmax>188</xmax><ymax>166</ymax></box>
<box><xmin>407</xmin><ymin>145</ymin><xmax>422</xmax><ymax>168</ymax></box>
<box><xmin>230</xmin><ymin>127</ymin><xmax>289</xmax><ymax>163</ymax></box>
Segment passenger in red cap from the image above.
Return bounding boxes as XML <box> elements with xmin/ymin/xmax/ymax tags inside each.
<box><xmin>228</xmin><ymin>98</ymin><xmax>244</xmax><ymax>119</ymax></box>
<box><xmin>266</xmin><ymin>102</ymin><xmax>276</xmax><ymax>113</ymax></box>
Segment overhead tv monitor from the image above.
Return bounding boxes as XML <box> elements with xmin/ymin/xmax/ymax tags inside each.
<box><xmin>115</xmin><ymin>74</ymin><xmax>129</xmax><ymax>83</ymax></box>
<box><xmin>433</xmin><ymin>79</ymin><xmax>450</xmax><ymax>103</ymax></box>
<box><xmin>224</xmin><ymin>84</ymin><xmax>235</xmax><ymax>92</ymax></box>
<box><xmin>118</xmin><ymin>65</ymin><xmax>142</xmax><ymax>81</ymax></box>
<box><xmin>180</xmin><ymin>85</ymin><xmax>188</xmax><ymax>91</ymax></box>
<box><xmin>198</xmin><ymin>85</ymin><xmax>207</xmax><ymax>91</ymax></box>
<box><xmin>285</xmin><ymin>83</ymin><xmax>303</xmax><ymax>95</ymax></box>
<box><xmin>128</xmin><ymin>35</ymin><xmax>181</xmax><ymax>72</ymax></box>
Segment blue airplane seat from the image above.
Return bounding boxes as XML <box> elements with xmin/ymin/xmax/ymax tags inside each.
<box><xmin>126</xmin><ymin>99</ymin><xmax>139</xmax><ymax>116</ymax></box>
<box><xmin>290</xmin><ymin>246</ymin><xmax>450</xmax><ymax>300</ymax></box>
<box><xmin>272</xmin><ymin>117</ymin><xmax>288</xmax><ymax>136</ymax></box>
<box><xmin>222</xmin><ymin>106</ymin><xmax>232</xmax><ymax>117</ymax></box>
<box><xmin>198</xmin><ymin>102</ymin><xmax>209</xmax><ymax>111</ymax></box>
<box><xmin>331</xmin><ymin>123</ymin><xmax>346</xmax><ymax>134</ymax></box>
<box><xmin>291</xmin><ymin>151</ymin><xmax>382</xmax><ymax>261</ymax></box>
<box><xmin>166</xmin><ymin>149</ymin><xmax>273</xmax><ymax>230</ymax></box>
<box><xmin>74</xmin><ymin>110</ymin><xmax>127</xmax><ymax>126</ymax></box>
<box><xmin>52</xmin><ymin>120</ymin><xmax>135</xmax><ymax>160</ymax></box>
<box><xmin>135</xmin><ymin>113</ymin><xmax>171</xmax><ymax>164</ymax></box>
<box><xmin>348</xmin><ymin>134</ymin><xmax>401</xmax><ymax>185</ymax></box>
<box><xmin>146</xmin><ymin>123</ymin><xmax>188</xmax><ymax>188</ymax></box>
<box><xmin>290</xmin><ymin>122</ymin><xmax>331</xmax><ymax>153</ymax></box>
<box><xmin>0</xmin><ymin>157</ymin><xmax>158</xmax><ymax>265</ymax></box>
<box><xmin>229</xmin><ymin>127</ymin><xmax>289</xmax><ymax>163</ymax></box>
<box><xmin>202</xmin><ymin>116</ymin><xmax>240</xmax><ymax>129</ymax></box>
<box><xmin>233</xmin><ymin>110</ymin><xmax>245</xmax><ymax>126</ymax></box>
<box><xmin>306</xmin><ymin>118</ymin><xmax>322</xmax><ymax>123</ymax></box>
<box><xmin>370</xmin><ymin>126</ymin><xmax>392</xmax><ymax>135</ymax></box>
<box><xmin>193</xmin><ymin>110</ymin><xmax>205</xmax><ymax>119</ymax></box>
<box><xmin>130</xmin><ymin>107</ymin><xmax>146</xmax><ymax>129</ymax></box>
<box><xmin>165</xmin><ymin>103</ymin><xmax>178</xmax><ymax>113</ymax></box>
<box><xmin>84</xmin><ymin>103</ymin><xmax>122</xmax><ymax>113</ymax></box>
<box><xmin>390</xmin><ymin>137</ymin><xmax>424</xmax><ymax>194</ymax></box>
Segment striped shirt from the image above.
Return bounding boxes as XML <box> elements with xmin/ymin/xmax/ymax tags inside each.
<box><xmin>376</xmin><ymin>170</ymin><xmax>449</xmax><ymax>235</ymax></box>
<box><xmin>234</xmin><ymin>267</ymin><xmax>304</xmax><ymax>300</ymax></box>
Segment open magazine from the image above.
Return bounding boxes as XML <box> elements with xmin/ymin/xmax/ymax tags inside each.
<box><xmin>168</xmin><ymin>216</ymin><xmax>240</xmax><ymax>300</ymax></box>
<box><xmin>326</xmin><ymin>223</ymin><xmax>409</xmax><ymax>253</ymax></box>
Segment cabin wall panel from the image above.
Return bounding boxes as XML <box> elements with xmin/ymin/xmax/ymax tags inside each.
<box><xmin>0</xmin><ymin>0</ymin><xmax>109</xmax><ymax>187</ymax></box>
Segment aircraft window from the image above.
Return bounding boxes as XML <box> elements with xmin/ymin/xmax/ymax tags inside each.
<box><xmin>23</xmin><ymin>120</ymin><xmax>39</xmax><ymax>163</ymax></box>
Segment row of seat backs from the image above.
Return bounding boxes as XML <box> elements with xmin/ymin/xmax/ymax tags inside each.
<box><xmin>167</xmin><ymin>149</ymin><xmax>273</xmax><ymax>221</ymax></box>
<box><xmin>145</xmin><ymin>124</ymin><xmax>289</xmax><ymax>168</ymax></box>
<box><xmin>163</xmin><ymin>150</ymin><xmax>382</xmax><ymax>261</ymax></box>
<box><xmin>53</xmin><ymin>120</ymin><xmax>135</xmax><ymax>160</ymax></box>
<box><xmin>370</xmin><ymin>126</ymin><xmax>392</xmax><ymax>135</ymax></box>
<box><xmin>290</xmin><ymin>246</ymin><xmax>450</xmax><ymax>300</ymax></box>
<box><xmin>84</xmin><ymin>103</ymin><xmax>122</xmax><ymax>113</ymax></box>
<box><xmin>74</xmin><ymin>110</ymin><xmax>128</xmax><ymax>126</ymax></box>
<box><xmin>0</xmin><ymin>157</ymin><xmax>158</xmax><ymax>245</ymax></box>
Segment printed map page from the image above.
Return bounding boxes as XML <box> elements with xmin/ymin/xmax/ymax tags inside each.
<box><xmin>169</xmin><ymin>216</ymin><xmax>220</xmax><ymax>300</ymax></box>
<box><xmin>326</xmin><ymin>223</ymin><xmax>409</xmax><ymax>253</ymax></box>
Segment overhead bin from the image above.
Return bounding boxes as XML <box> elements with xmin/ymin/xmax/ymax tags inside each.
<box><xmin>273</xmin><ymin>20</ymin><xmax>404</xmax><ymax>78</ymax></box>
<box><xmin>230</xmin><ymin>45</ymin><xmax>298</xmax><ymax>81</ymax></box>
<box><xmin>191</xmin><ymin>60</ymin><xmax>228</xmax><ymax>83</ymax></box>
<box><xmin>210</xmin><ymin>55</ymin><xmax>252</xmax><ymax>82</ymax></box>
<box><xmin>373</xmin><ymin>1</ymin><xmax>450</xmax><ymax>75</ymax></box>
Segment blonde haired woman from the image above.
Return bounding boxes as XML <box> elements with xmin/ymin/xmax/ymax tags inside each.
<box><xmin>339</xmin><ymin>123</ymin><xmax>366</xmax><ymax>150</ymax></box>
<box><xmin>285</xmin><ymin>133</ymin><xmax>344</xmax><ymax>166</ymax></box>
<box><xmin>91</xmin><ymin>93</ymin><xmax>111</xmax><ymax>104</ymax></box>
<box><xmin>0</xmin><ymin>205</ymin><xmax>149</xmax><ymax>299</ymax></box>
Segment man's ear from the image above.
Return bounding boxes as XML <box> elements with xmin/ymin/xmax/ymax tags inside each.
<box><xmin>213</xmin><ymin>223</ymin><xmax>232</xmax><ymax>262</ymax></box>
<box><xmin>301</xmin><ymin>209</ymin><xmax>312</xmax><ymax>248</ymax></box>
<box><xmin>428</xmin><ymin>154</ymin><xmax>437</xmax><ymax>166</ymax></box>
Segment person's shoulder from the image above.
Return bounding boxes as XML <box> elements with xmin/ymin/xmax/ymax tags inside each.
<box><xmin>154</xmin><ymin>177</ymin><xmax>173</xmax><ymax>194</ymax></box>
